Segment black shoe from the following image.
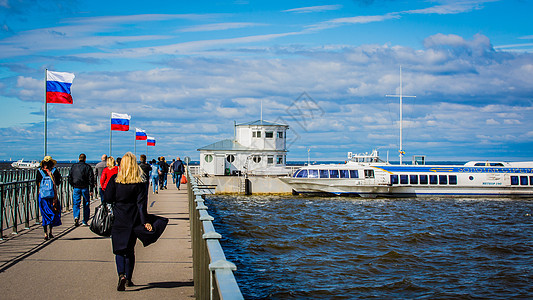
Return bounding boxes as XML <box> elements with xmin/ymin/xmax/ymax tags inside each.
<box><xmin>117</xmin><ymin>274</ymin><xmax>127</xmax><ymax>291</ymax></box>
<box><xmin>49</xmin><ymin>233</ymin><xmax>54</xmax><ymax>239</ymax></box>
<box><xmin>44</xmin><ymin>234</ymin><xmax>49</xmax><ymax>241</ymax></box>
<box><xmin>126</xmin><ymin>280</ymin><xmax>135</xmax><ymax>287</ymax></box>
<box><xmin>74</xmin><ymin>218</ymin><xmax>79</xmax><ymax>227</ymax></box>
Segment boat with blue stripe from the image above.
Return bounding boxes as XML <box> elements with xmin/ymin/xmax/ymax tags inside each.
<box><xmin>279</xmin><ymin>151</ymin><xmax>533</xmax><ymax>198</ymax></box>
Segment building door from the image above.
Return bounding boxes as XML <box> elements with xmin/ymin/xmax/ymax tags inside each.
<box><xmin>214</xmin><ymin>154</ymin><xmax>225</xmax><ymax>175</ymax></box>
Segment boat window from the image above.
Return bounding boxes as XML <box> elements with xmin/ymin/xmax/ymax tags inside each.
<box><xmin>265</xmin><ymin>131</ymin><xmax>274</xmax><ymax>138</ymax></box>
<box><xmin>449</xmin><ymin>175</ymin><xmax>457</xmax><ymax>185</ymax></box>
<box><xmin>420</xmin><ymin>175</ymin><xmax>428</xmax><ymax>184</ymax></box>
<box><xmin>439</xmin><ymin>175</ymin><xmax>448</xmax><ymax>185</ymax></box>
<box><xmin>520</xmin><ymin>176</ymin><xmax>528</xmax><ymax>185</ymax></box>
<box><xmin>319</xmin><ymin>170</ymin><xmax>329</xmax><ymax>178</ymax></box>
<box><xmin>429</xmin><ymin>175</ymin><xmax>438</xmax><ymax>185</ymax></box>
<box><xmin>350</xmin><ymin>170</ymin><xmax>359</xmax><ymax>178</ymax></box>
<box><xmin>510</xmin><ymin>176</ymin><xmax>518</xmax><ymax>185</ymax></box>
<box><xmin>329</xmin><ymin>170</ymin><xmax>339</xmax><ymax>178</ymax></box>
<box><xmin>409</xmin><ymin>175</ymin><xmax>418</xmax><ymax>184</ymax></box>
<box><xmin>308</xmin><ymin>169</ymin><xmax>319</xmax><ymax>178</ymax></box>
<box><xmin>474</xmin><ymin>163</ymin><xmax>485</xmax><ymax>166</ymax></box>
<box><xmin>390</xmin><ymin>175</ymin><xmax>398</xmax><ymax>184</ymax></box>
<box><xmin>490</xmin><ymin>163</ymin><xmax>504</xmax><ymax>166</ymax></box>
<box><xmin>340</xmin><ymin>170</ymin><xmax>350</xmax><ymax>178</ymax></box>
<box><xmin>296</xmin><ymin>169</ymin><xmax>308</xmax><ymax>178</ymax></box>
<box><xmin>530</xmin><ymin>176</ymin><xmax>533</xmax><ymax>185</ymax></box>
<box><xmin>364</xmin><ymin>170</ymin><xmax>374</xmax><ymax>179</ymax></box>
<box><xmin>400</xmin><ymin>175</ymin><xmax>408</xmax><ymax>184</ymax></box>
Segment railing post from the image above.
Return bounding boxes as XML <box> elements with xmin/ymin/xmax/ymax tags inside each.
<box><xmin>0</xmin><ymin>184</ymin><xmax>4</xmax><ymax>240</ymax></box>
<box><xmin>24</xmin><ymin>181</ymin><xmax>30</xmax><ymax>229</ymax></box>
<box><xmin>12</xmin><ymin>182</ymin><xmax>18</xmax><ymax>235</ymax></box>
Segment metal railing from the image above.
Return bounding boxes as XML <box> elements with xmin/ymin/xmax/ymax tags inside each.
<box><xmin>187</xmin><ymin>167</ymin><xmax>243</xmax><ymax>300</ymax></box>
<box><xmin>0</xmin><ymin>167</ymin><xmax>96</xmax><ymax>239</ymax></box>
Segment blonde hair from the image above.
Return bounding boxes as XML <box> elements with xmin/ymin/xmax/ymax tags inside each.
<box><xmin>115</xmin><ymin>152</ymin><xmax>144</xmax><ymax>184</ymax></box>
<box><xmin>106</xmin><ymin>156</ymin><xmax>115</xmax><ymax>169</ymax></box>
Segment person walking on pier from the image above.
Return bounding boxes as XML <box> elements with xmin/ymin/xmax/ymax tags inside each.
<box><xmin>95</xmin><ymin>154</ymin><xmax>107</xmax><ymax>203</ymax></box>
<box><xmin>100</xmin><ymin>156</ymin><xmax>118</xmax><ymax>194</ymax></box>
<box><xmin>158</xmin><ymin>157</ymin><xmax>169</xmax><ymax>189</ymax></box>
<box><xmin>149</xmin><ymin>159</ymin><xmax>160</xmax><ymax>194</ymax></box>
<box><xmin>172</xmin><ymin>157</ymin><xmax>185</xmax><ymax>190</ymax></box>
<box><xmin>68</xmin><ymin>153</ymin><xmax>95</xmax><ymax>226</ymax></box>
<box><xmin>104</xmin><ymin>152</ymin><xmax>151</xmax><ymax>291</ymax></box>
<box><xmin>138</xmin><ymin>154</ymin><xmax>151</xmax><ymax>191</ymax></box>
<box><xmin>36</xmin><ymin>156</ymin><xmax>62</xmax><ymax>240</ymax></box>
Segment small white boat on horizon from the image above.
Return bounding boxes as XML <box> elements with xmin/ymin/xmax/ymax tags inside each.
<box><xmin>11</xmin><ymin>159</ymin><xmax>40</xmax><ymax>169</ymax></box>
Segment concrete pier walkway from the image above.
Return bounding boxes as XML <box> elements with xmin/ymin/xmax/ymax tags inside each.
<box><xmin>0</xmin><ymin>187</ymin><xmax>194</xmax><ymax>299</ymax></box>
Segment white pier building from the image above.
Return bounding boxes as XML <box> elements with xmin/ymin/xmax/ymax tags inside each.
<box><xmin>197</xmin><ymin>120</ymin><xmax>289</xmax><ymax>176</ymax></box>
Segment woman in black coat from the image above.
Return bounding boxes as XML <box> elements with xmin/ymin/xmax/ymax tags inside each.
<box><xmin>104</xmin><ymin>152</ymin><xmax>152</xmax><ymax>291</ymax></box>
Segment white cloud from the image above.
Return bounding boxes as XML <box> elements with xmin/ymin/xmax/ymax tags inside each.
<box><xmin>179</xmin><ymin>22</ymin><xmax>264</xmax><ymax>33</ymax></box>
<box><xmin>486</xmin><ymin>118</ymin><xmax>499</xmax><ymax>125</ymax></box>
<box><xmin>283</xmin><ymin>5</ymin><xmax>343</xmax><ymax>14</ymax></box>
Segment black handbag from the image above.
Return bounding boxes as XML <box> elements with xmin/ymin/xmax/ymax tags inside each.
<box><xmin>90</xmin><ymin>203</ymin><xmax>114</xmax><ymax>237</ymax></box>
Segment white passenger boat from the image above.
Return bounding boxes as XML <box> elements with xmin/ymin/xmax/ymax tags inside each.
<box><xmin>280</xmin><ymin>68</ymin><xmax>533</xmax><ymax>198</ymax></box>
<box><xmin>280</xmin><ymin>150</ymin><xmax>533</xmax><ymax>197</ymax></box>
<box><xmin>11</xmin><ymin>159</ymin><xmax>40</xmax><ymax>169</ymax></box>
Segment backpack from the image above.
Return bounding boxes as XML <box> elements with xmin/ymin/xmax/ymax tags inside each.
<box><xmin>161</xmin><ymin>162</ymin><xmax>169</xmax><ymax>173</ymax></box>
<box><xmin>39</xmin><ymin>168</ymin><xmax>56</xmax><ymax>199</ymax></box>
<box><xmin>151</xmin><ymin>164</ymin><xmax>160</xmax><ymax>176</ymax></box>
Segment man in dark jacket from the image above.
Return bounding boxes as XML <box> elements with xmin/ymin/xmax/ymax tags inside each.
<box><xmin>69</xmin><ymin>153</ymin><xmax>95</xmax><ymax>226</ymax></box>
<box><xmin>172</xmin><ymin>157</ymin><xmax>185</xmax><ymax>190</ymax></box>
<box><xmin>158</xmin><ymin>157</ymin><xmax>169</xmax><ymax>190</ymax></box>
<box><xmin>138</xmin><ymin>154</ymin><xmax>151</xmax><ymax>191</ymax></box>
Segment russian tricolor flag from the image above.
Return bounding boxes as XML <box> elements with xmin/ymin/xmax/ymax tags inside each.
<box><xmin>46</xmin><ymin>70</ymin><xmax>75</xmax><ymax>104</ymax></box>
<box><xmin>136</xmin><ymin>128</ymin><xmax>147</xmax><ymax>140</ymax></box>
<box><xmin>147</xmin><ymin>136</ymin><xmax>156</xmax><ymax>146</ymax></box>
<box><xmin>111</xmin><ymin>113</ymin><xmax>131</xmax><ymax>131</ymax></box>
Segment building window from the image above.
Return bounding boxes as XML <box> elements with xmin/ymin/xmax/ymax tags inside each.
<box><xmin>278</xmin><ymin>131</ymin><xmax>284</xmax><ymax>138</ymax></box>
<box><xmin>276</xmin><ymin>155</ymin><xmax>283</xmax><ymax>165</ymax></box>
<box><xmin>252</xmin><ymin>155</ymin><xmax>261</xmax><ymax>163</ymax></box>
<box><xmin>267</xmin><ymin>156</ymin><xmax>274</xmax><ymax>164</ymax></box>
<box><xmin>265</xmin><ymin>131</ymin><xmax>273</xmax><ymax>138</ymax></box>
<box><xmin>252</xmin><ymin>131</ymin><xmax>261</xmax><ymax>138</ymax></box>
<box><xmin>204</xmin><ymin>154</ymin><xmax>213</xmax><ymax>163</ymax></box>
<box><xmin>226</xmin><ymin>155</ymin><xmax>235</xmax><ymax>163</ymax></box>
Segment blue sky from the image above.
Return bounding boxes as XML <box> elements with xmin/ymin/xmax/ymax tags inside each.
<box><xmin>1</xmin><ymin>0</ymin><xmax>533</xmax><ymax>162</ymax></box>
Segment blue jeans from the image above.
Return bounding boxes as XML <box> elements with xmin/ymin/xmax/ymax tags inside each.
<box><xmin>172</xmin><ymin>172</ymin><xmax>177</xmax><ymax>184</ymax></box>
<box><xmin>151</xmin><ymin>176</ymin><xmax>159</xmax><ymax>193</ymax></box>
<box><xmin>176</xmin><ymin>173</ymin><xmax>183</xmax><ymax>189</ymax></box>
<box><xmin>115</xmin><ymin>249</ymin><xmax>135</xmax><ymax>280</ymax></box>
<box><xmin>99</xmin><ymin>187</ymin><xmax>105</xmax><ymax>203</ymax></box>
<box><xmin>73</xmin><ymin>187</ymin><xmax>90</xmax><ymax>224</ymax></box>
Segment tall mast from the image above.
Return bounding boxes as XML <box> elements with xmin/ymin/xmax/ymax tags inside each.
<box><xmin>386</xmin><ymin>66</ymin><xmax>416</xmax><ymax>165</ymax></box>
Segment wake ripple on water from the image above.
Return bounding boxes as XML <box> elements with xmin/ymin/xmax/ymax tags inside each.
<box><xmin>206</xmin><ymin>195</ymin><xmax>533</xmax><ymax>299</ymax></box>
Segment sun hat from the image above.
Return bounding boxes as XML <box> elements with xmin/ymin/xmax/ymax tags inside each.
<box><xmin>40</xmin><ymin>156</ymin><xmax>57</xmax><ymax>168</ymax></box>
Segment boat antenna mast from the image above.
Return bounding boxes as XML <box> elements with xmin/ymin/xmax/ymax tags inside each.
<box><xmin>386</xmin><ymin>66</ymin><xmax>416</xmax><ymax>165</ymax></box>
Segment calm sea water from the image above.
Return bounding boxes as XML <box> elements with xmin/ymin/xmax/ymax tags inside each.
<box><xmin>205</xmin><ymin>195</ymin><xmax>533</xmax><ymax>299</ymax></box>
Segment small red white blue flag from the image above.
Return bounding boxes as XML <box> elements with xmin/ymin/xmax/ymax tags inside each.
<box><xmin>46</xmin><ymin>70</ymin><xmax>75</xmax><ymax>104</ymax></box>
<box><xmin>147</xmin><ymin>136</ymin><xmax>156</xmax><ymax>146</ymax></box>
<box><xmin>111</xmin><ymin>112</ymin><xmax>131</xmax><ymax>131</ymax></box>
<box><xmin>135</xmin><ymin>128</ymin><xmax>147</xmax><ymax>140</ymax></box>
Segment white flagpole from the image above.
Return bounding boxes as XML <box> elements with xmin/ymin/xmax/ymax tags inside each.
<box><xmin>109</xmin><ymin>113</ymin><xmax>112</xmax><ymax>157</ymax></box>
<box><xmin>44</xmin><ymin>69</ymin><xmax>48</xmax><ymax>157</ymax></box>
